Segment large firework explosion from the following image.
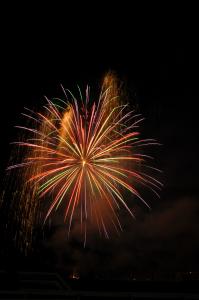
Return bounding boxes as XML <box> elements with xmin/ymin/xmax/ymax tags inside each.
<box><xmin>6</xmin><ymin>72</ymin><xmax>162</xmax><ymax>249</ymax></box>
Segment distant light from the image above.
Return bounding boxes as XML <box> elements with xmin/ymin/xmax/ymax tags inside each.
<box><xmin>71</xmin><ymin>271</ymin><xmax>80</xmax><ymax>280</ymax></box>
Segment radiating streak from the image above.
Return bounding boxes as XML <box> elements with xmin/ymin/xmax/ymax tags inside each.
<box><xmin>9</xmin><ymin>77</ymin><xmax>161</xmax><ymax>242</ymax></box>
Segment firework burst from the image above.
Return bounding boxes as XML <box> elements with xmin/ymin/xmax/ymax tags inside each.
<box><xmin>7</xmin><ymin>73</ymin><xmax>162</xmax><ymax>246</ymax></box>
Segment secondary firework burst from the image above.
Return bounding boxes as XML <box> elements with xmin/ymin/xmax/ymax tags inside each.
<box><xmin>7</xmin><ymin>72</ymin><xmax>162</xmax><ymax>246</ymax></box>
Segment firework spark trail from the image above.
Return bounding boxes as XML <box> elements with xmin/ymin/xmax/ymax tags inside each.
<box><xmin>7</xmin><ymin>72</ymin><xmax>162</xmax><ymax>247</ymax></box>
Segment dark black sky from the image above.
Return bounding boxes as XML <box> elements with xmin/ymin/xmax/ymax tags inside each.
<box><xmin>0</xmin><ymin>4</ymin><xmax>198</xmax><ymax>277</ymax></box>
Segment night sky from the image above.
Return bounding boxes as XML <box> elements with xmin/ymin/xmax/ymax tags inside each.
<box><xmin>0</xmin><ymin>4</ymin><xmax>198</xmax><ymax>278</ymax></box>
